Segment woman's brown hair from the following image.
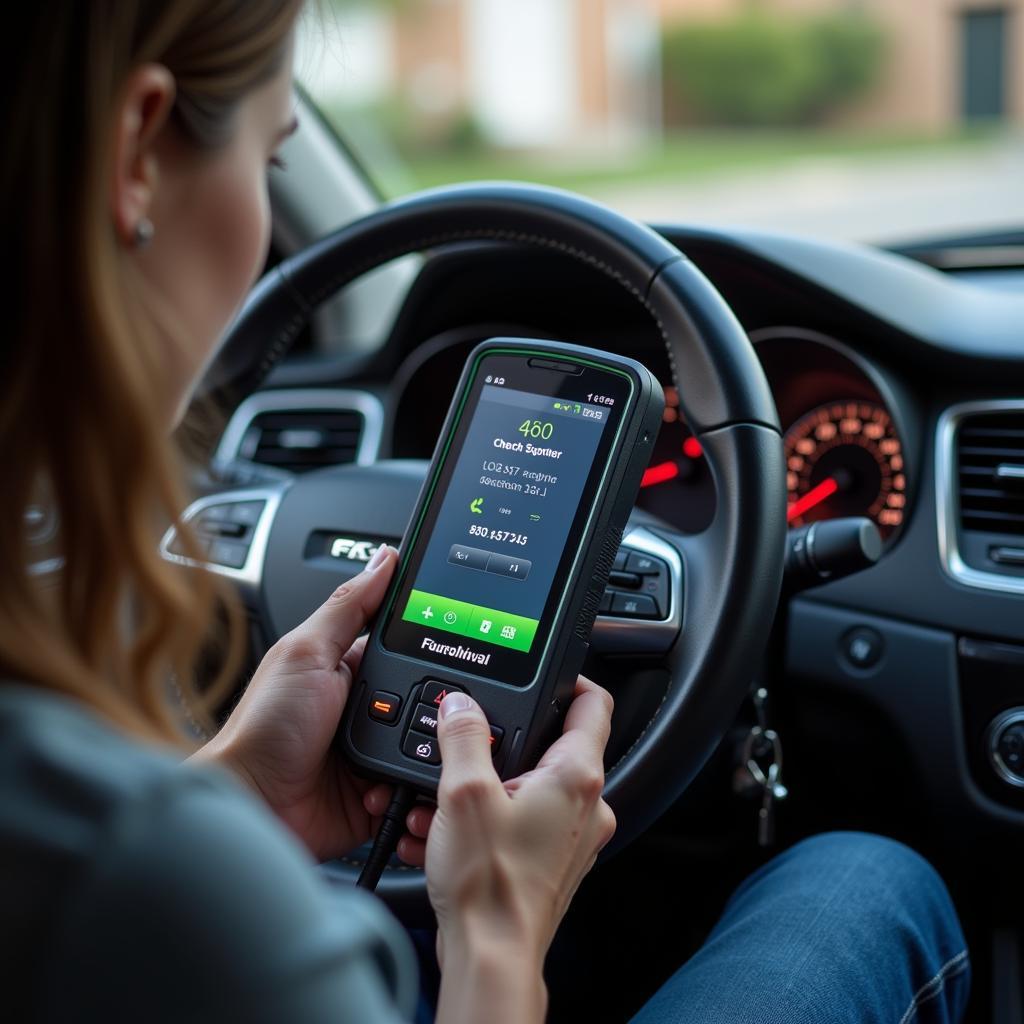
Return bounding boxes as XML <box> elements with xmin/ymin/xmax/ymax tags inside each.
<box><xmin>0</xmin><ymin>1</ymin><xmax>303</xmax><ymax>740</ymax></box>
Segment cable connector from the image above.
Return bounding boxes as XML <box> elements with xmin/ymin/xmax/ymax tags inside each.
<box><xmin>356</xmin><ymin>784</ymin><xmax>417</xmax><ymax>891</ymax></box>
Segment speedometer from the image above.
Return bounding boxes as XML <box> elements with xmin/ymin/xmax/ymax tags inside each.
<box><xmin>784</xmin><ymin>400</ymin><xmax>906</xmax><ymax>538</ymax></box>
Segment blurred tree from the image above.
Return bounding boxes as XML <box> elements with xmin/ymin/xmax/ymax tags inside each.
<box><xmin>663</xmin><ymin>11</ymin><xmax>885</xmax><ymax>127</ymax></box>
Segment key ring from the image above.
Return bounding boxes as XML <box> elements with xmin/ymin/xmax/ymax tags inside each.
<box><xmin>742</xmin><ymin>726</ymin><xmax>788</xmax><ymax>799</ymax></box>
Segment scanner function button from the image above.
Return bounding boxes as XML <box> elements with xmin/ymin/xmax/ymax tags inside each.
<box><xmin>410</xmin><ymin>703</ymin><xmax>440</xmax><ymax>737</ymax></box>
<box><xmin>422</xmin><ymin>680</ymin><xmax>465</xmax><ymax>708</ymax></box>
<box><xmin>485</xmin><ymin>552</ymin><xmax>532</xmax><ymax>580</ymax></box>
<box><xmin>368</xmin><ymin>691</ymin><xmax>402</xmax><ymax>724</ymax></box>
<box><xmin>447</xmin><ymin>544</ymin><xmax>490</xmax><ymax>571</ymax></box>
<box><xmin>402</xmin><ymin>733</ymin><xmax>441</xmax><ymax>766</ymax></box>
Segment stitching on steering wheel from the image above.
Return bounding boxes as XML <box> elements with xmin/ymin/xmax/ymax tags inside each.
<box><xmin>261</xmin><ymin>228</ymin><xmax>682</xmax><ymax>405</ymax></box>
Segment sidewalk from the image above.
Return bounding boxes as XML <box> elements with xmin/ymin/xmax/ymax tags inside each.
<box><xmin>587</xmin><ymin>138</ymin><xmax>1024</xmax><ymax>244</ymax></box>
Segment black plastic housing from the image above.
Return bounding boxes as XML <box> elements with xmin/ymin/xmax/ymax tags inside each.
<box><xmin>338</xmin><ymin>338</ymin><xmax>664</xmax><ymax>792</ymax></box>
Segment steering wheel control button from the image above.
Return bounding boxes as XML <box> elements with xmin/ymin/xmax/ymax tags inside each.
<box><xmin>208</xmin><ymin>540</ymin><xmax>248</xmax><ymax>570</ymax></box>
<box><xmin>613</xmin><ymin>547</ymin><xmax>628</xmax><ymax>571</ymax></box>
<box><xmin>200</xmin><ymin>520</ymin><xmax>246</xmax><ymax>538</ymax></box>
<box><xmin>227</xmin><ymin>501</ymin><xmax>265</xmax><ymax>526</ymax></box>
<box><xmin>402</xmin><ymin>733</ymin><xmax>441</xmax><ymax>766</ymax></box>
<box><xmin>447</xmin><ymin>544</ymin><xmax>490</xmax><ymax>571</ymax></box>
<box><xmin>198</xmin><ymin>504</ymin><xmax>232</xmax><ymax>523</ymax></box>
<box><xmin>599</xmin><ymin>589</ymin><xmax>613</xmax><ymax>613</ymax></box>
<box><xmin>410</xmin><ymin>703</ymin><xmax>440</xmax><ymax>737</ymax></box>
<box><xmin>422</xmin><ymin>680</ymin><xmax>465</xmax><ymax>708</ymax></box>
<box><xmin>625</xmin><ymin>551</ymin><xmax>661</xmax><ymax>575</ymax></box>
<box><xmin>611</xmin><ymin>592</ymin><xmax>659</xmax><ymax>618</ymax></box>
<box><xmin>368</xmin><ymin>691</ymin><xmax>402</xmax><ymax>724</ymax></box>
<box><xmin>608</xmin><ymin>570</ymin><xmax>642</xmax><ymax>589</ymax></box>
<box><xmin>841</xmin><ymin>627</ymin><xmax>884</xmax><ymax>670</ymax></box>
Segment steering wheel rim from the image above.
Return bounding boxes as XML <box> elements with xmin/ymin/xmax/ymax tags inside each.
<box><xmin>202</xmin><ymin>183</ymin><xmax>786</xmax><ymax>913</ymax></box>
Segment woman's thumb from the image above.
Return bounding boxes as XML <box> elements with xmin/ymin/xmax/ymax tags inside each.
<box><xmin>436</xmin><ymin>692</ymin><xmax>499</xmax><ymax>800</ymax></box>
<box><xmin>288</xmin><ymin>545</ymin><xmax>397</xmax><ymax>666</ymax></box>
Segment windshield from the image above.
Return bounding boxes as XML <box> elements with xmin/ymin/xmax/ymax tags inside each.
<box><xmin>298</xmin><ymin>0</ymin><xmax>1024</xmax><ymax>245</ymax></box>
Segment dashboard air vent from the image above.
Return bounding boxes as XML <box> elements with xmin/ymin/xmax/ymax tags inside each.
<box><xmin>238</xmin><ymin>408</ymin><xmax>364</xmax><ymax>473</ymax></box>
<box><xmin>957</xmin><ymin>411</ymin><xmax>1024</xmax><ymax>537</ymax></box>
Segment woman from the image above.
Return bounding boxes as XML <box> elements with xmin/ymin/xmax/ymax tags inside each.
<box><xmin>2</xmin><ymin>3</ymin><xmax>969</xmax><ymax>1021</ymax></box>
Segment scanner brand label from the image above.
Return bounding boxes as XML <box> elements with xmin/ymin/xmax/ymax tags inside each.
<box><xmin>421</xmin><ymin>636</ymin><xmax>492</xmax><ymax>666</ymax></box>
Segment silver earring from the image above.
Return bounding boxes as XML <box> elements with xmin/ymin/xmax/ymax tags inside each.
<box><xmin>133</xmin><ymin>217</ymin><xmax>154</xmax><ymax>249</ymax></box>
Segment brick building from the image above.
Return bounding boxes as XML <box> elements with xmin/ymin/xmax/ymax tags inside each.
<box><xmin>312</xmin><ymin>0</ymin><xmax>1023</xmax><ymax>148</ymax></box>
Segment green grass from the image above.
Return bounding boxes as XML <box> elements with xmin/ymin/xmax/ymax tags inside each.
<box><xmin>381</xmin><ymin>128</ymin><xmax>1001</xmax><ymax>198</ymax></box>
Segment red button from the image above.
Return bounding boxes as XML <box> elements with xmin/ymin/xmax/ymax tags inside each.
<box><xmin>422</xmin><ymin>680</ymin><xmax>465</xmax><ymax>708</ymax></box>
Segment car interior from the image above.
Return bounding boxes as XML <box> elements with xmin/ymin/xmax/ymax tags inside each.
<box><xmin>141</xmin><ymin>89</ymin><xmax>1024</xmax><ymax>1022</ymax></box>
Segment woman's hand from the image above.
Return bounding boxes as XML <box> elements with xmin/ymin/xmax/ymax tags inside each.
<box><xmin>426</xmin><ymin>678</ymin><xmax>617</xmax><ymax>1023</ymax></box>
<box><xmin>193</xmin><ymin>545</ymin><xmax>427</xmax><ymax>864</ymax></box>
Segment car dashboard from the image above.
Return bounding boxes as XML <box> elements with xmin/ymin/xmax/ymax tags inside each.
<box><xmin>211</xmin><ymin>224</ymin><xmax>1024</xmax><ymax>1014</ymax></box>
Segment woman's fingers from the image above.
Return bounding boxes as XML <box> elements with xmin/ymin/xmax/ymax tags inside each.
<box><xmin>361</xmin><ymin>785</ymin><xmax>430</xmax><ymax>865</ymax></box>
<box><xmin>397</xmin><ymin>834</ymin><xmax>427</xmax><ymax>867</ymax></box>
<box><xmin>531</xmin><ymin>676</ymin><xmax>614</xmax><ymax>776</ymax></box>
<box><xmin>406</xmin><ymin>805</ymin><xmax>435</xmax><ymax>838</ymax></box>
<box><xmin>362</xmin><ymin>782</ymin><xmax>393</xmax><ymax>817</ymax></box>
<box><xmin>363</xmin><ymin>786</ymin><xmax>436</xmax><ymax>838</ymax></box>
<box><xmin>283</xmin><ymin>546</ymin><xmax>397</xmax><ymax>669</ymax></box>
<box><xmin>340</xmin><ymin>634</ymin><xmax>368</xmax><ymax>675</ymax></box>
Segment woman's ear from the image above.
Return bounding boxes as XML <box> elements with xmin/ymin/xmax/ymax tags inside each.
<box><xmin>110</xmin><ymin>64</ymin><xmax>176</xmax><ymax>247</ymax></box>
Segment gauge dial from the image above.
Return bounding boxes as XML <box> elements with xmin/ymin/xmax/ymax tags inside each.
<box><xmin>784</xmin><ymin>400</ymin><xmax>906</xmax><ymax>538</ymax></box>
<box><xmin>634</xmin><ymin>386</ymin><xmax>715</xmax><ymax>534</ymax></box>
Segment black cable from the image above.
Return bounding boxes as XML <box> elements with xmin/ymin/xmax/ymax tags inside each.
<box><xmin>356</xmin><ymin>784</ymin><xmax>417</xmax><ymax>891</ymax></box>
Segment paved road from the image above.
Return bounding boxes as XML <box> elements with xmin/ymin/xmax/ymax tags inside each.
<box><xmin>588</xmin><ymin>138</ymin><xmax>1024</xmax><ymax>245</ymax></box>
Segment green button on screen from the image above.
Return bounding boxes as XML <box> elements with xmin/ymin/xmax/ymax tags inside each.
<box><xmin>402</xmin><ymin>589</ymin><xmax>538</xmax><ymax>653</ymax></box>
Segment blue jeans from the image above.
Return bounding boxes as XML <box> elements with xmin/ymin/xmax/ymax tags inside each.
<box><xmin>630</xmin><ymin>832</ymin><xmax>970</xmax><ymax>1024</ymax></box>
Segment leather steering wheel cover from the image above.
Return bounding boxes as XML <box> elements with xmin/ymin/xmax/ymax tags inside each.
<box><xmin>204</xmin><ymin>183</ymin><xmax>777</xmax><ymax>432</ymax></box>
<box><xmin>207</xmin><ymin>184</ymin><xmax>786</xmax><ymax>907</ymax></box>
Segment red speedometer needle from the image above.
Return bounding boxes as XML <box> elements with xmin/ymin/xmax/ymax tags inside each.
<box><xmin>787</xmin><ymin>476</ymin><xmax>839</xmax><ymax>522</ymax></box>
<box><xmin>641</xmin><ymin>461</ymin><xmax>679</xmax><ymax>488</ymax></box>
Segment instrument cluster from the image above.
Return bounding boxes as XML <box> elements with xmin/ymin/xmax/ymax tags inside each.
<box><xmin>635</xmin><ymin>330</ymin><xmax>909</xmax><ymax>542</ymax></box>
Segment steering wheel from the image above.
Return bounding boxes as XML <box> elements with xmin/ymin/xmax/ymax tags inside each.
<box><xmin>180</xmin><ymin>184</ymin><xmax>786</xmax><ymax>919</ymax></box>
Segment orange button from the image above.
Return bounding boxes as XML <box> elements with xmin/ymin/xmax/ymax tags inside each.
<box><xmin>368</xmin><ymin>690</ymin><xmax>402</xmax><ymax>724</ymax></box>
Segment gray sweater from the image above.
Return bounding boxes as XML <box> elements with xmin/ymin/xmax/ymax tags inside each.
<box><xmin>0</xmin><ymin>684</ymin><xmax>417</xmax><ymax>1021</ymax></box>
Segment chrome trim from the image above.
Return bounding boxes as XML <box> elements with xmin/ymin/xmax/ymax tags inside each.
<box><xmin>995</xmin><ymin>464</ymin><xmax>1024</xmax><ymax>482</ymax></box>
<box><xmin>747</xmin><ymin>325</ymin><xmax>904</xmax><ymax>423</ymax></box>
<box><xmin>159</xmin><ymin>486</ymin><xmax>287</xmax><ymax>592</ymax></box>
<box><xmin>28</xmin><ymin>557</ymin><xmax>64</xmax><ymax>577</ymax></box>
<box><xmin>986</xmin><ymin>708</ymin><xmax>1024</xmax><ymax>789</ymax></box>
<box><xmin>936</xmin><ymin>399</ymin><xmax>1024</xmax><ymax>596</ymax></box>
<box><xmin>214</xmin><ymin>389</ymin><xmax>385</xmax><ymax>470</ymax></box>
<box><xmin>591</xmin><ymin>526</ymin><xmax>682</xmax><ymax>655</ymax></box>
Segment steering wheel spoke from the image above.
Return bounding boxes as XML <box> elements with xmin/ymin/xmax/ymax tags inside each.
<box><xmin>160</xmin><ymin>483</ymin><xmax>288</xmax><ymax>610</ymax></box>
<box><xmin>591</xmin><ymin>526</ymin><xmax>685</xmax><ymax>657</ymax></box>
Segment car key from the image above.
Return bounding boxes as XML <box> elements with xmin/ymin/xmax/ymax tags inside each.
<box><xmin>740</xmin><ymin>688</ymin><xmax>788</xmax><ymax>847</ymax></box>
